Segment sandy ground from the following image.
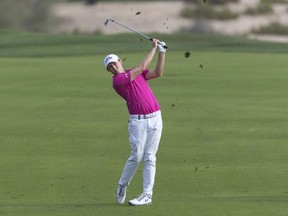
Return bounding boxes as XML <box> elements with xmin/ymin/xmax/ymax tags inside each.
<box><xmin>51</xmin><ymin>0</ymin><xmax>288</xmax><ymax>42</ymax></box>
<box><xmin>52</xmin><ymin>1</ymin><xmax>193</xmax><ymax>34</ymax></box>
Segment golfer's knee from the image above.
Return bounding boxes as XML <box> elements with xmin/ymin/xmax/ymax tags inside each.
<box><xmin>129</xmin><ymin>151</ymin><xmax>143</xmax><ymax>164</ymax></box>
<box><xmin>144</xmin><ymin>154</ymin><xmax>156</xmax><ymax>165</ymax></box>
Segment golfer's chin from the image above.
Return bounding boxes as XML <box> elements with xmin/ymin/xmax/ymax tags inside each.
<box><xmin>115</xmin><ymin>70</ymin><xmax>124</xmax><ymax>75</ymax></box>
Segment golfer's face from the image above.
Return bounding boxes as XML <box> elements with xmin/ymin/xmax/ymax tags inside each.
<box><xmin>107</xmin><ymin>61</ymin><xmax>121</xmax><ymax>74</ymax></box>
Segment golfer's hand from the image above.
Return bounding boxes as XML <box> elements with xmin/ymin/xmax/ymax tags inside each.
<box><xmin>157</xmin><ymin>41</ymin><xmax>167</xmax><ymax>53</ymax></box>
<box><xmin>152</xmin><ymin>39</ymin><xmax>159</xmax><ymax>49</ymax></box>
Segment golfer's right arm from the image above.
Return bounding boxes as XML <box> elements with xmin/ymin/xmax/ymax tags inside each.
<box><xmin>130</xmin><ymin>39</ymin><xmax>158</xmax><ymax>81</ymax></box>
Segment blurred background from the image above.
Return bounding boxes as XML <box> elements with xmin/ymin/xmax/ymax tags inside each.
<box><xmin>0</xmin><ymin>0</ymin><xmax>288</xmax><ymax>42</ymax></box>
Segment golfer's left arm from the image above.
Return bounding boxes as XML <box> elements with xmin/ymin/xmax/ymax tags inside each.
<box><xmin>145</xmin><ymin>42</ymin><xmax>166</xmax><ymax>80</ymax></box>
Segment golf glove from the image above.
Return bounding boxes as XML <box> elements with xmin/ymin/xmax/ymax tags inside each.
<box><xmin>157</xmin><ymin>41</ymin><xmax>167</xmax><ymax>53</ymax></box>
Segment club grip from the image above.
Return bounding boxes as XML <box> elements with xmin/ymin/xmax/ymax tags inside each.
<box><xmin>149</xmin><ymin>38</ymin><xmax>168</xmax><ymax>49</ymax></box>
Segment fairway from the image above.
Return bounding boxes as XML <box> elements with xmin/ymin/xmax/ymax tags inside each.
<box><xmin>1</xmin><ymin>32</ymin><xmax>288</xmax><ymax>215</ymax></box>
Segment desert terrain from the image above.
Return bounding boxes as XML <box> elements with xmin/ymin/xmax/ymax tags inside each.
<box><xmin>52</xmin><ymin>0</ymin><xmax>288</xmax><ymax>42</ymax></box>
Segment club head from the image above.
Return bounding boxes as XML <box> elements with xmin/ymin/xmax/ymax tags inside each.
<box><xmin>104</xmin><ymin>19</ymin><xmax>114</xmax><ymax>27</ymax></box>
<box><xmin>104</xmin><ymin>19</ymin><xmax>109</xmax><ymax>26</ymax></box>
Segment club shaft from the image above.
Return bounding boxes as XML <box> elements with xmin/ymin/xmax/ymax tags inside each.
<box><xmin>111</xmin><ymin>20</ymin><xmax>151</xmax><ymax>40</ymax></box>
<box><xmin>108</xmin><ymin>19</ymin><xmax>168</xmax><ymax>49</ymax></box>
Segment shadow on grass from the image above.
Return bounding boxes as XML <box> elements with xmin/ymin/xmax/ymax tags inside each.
<box><xmin>0</xmin><ymin>202</ymin><xmax>121</xmax><ymax>208</ymax></box>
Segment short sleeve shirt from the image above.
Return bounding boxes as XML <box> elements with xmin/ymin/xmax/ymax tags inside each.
<box><xmin>112</xmin><ymin>69</ymin><xmax>160</xmax><ymax>115</ymax></box>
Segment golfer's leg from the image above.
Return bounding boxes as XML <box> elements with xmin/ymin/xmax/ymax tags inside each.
<box><xmin>143</xmin><ymin>115</ymin><xmax>163</xmax><ymax>195</ymax></box>
<box><xmin>118</xmin><ymin>119</ymin><xmax>147</xmax><ymax>187</ymax></box>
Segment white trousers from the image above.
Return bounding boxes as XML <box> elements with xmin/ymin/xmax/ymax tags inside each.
<box><xmin>118</xmin><ymin>111</ymin><xmax>163</xmax><ymax>196</ymax></box>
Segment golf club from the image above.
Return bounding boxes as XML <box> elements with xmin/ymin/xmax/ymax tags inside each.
<box><xmin>104</xmin><ymin>19</ymin><xmax>168</xmax><ymax>49</ymax></box>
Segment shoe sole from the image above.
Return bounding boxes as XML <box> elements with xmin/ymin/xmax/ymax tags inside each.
<box><xmin>128</xmin><ymin>201</ymin><xmax>152</xmax><ymax>206</ymax></box>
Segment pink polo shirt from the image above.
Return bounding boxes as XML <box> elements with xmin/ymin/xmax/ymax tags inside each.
<box><xmin>112</xmin><ymin>69</ymin><xmax>160</xmax><ymax>115</ymax></box>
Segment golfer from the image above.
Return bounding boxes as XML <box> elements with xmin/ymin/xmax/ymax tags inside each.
<box><xmin>104</xmin><ymin>39</ymin><xmax>166</xmax><ymax>206</ymax></box>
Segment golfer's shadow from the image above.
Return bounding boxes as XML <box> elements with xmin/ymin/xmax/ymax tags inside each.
<box><xmin>91</xmin><ymin>202</ymin><xmax>134</xmax><ymax>207</ymax></box>
<box><xmin>72</xmin><ymin>203</ymin><xmax>119</xmax><ymax>207</ymax></box>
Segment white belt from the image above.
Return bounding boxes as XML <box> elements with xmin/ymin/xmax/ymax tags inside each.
<box><xmin>130</xmin><ymin>110</ymin><xmax>161</xmax><ymax>120</ymax></box>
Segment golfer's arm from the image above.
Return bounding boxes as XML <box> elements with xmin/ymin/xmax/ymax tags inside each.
<box><xmin>145</xmin><ymin>52</ymin><xmax>165</xmax><ymax>80</ymax></box>
<box><xmin>130</xmin><ymin>47</ymin><xmax>157</xmax><ymax>81</ymax></box>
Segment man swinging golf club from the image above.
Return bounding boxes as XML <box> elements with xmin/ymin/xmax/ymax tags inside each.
<box><xmin>104</xmin><ymin>38</ymin><xmax>167</xmax><ymax>206</ymax></box>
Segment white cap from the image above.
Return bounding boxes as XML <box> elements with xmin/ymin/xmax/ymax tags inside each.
<box><xmin>104</xmin><ymin>54</ymin><xmax>119</xmax><ymax>69</ymax></box>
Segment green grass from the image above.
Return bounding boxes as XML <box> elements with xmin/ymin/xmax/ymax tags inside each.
<box><xmin>1</xmin><ymin>31</ymin><xmax>288</xmax><ymax>57</ymax></box>
<box><xmin>253</xmin><ymin>22</ymin><xmax>288</xmax><ymax>35</ymax></box>
<box><xmin>1</xmin><ymin>31</ymin><xmax>288</xmax><ymax>215</ymax></box>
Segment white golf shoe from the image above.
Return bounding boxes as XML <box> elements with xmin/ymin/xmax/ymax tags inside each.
<box><xmin>116</xmin><ymin>185</ymin><xmax>127</xmax><ymax>204</ymax></box>
<box><xmin>128</xmin><ymin>193</ymin><xmax>152</xmax><ymax>206</ymax></box>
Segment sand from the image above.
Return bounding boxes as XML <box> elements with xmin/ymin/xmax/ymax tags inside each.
<box><xmin>51</xmin><ymin>0</ymin><xmax>288</xmax><ymax>42</ymax></box>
